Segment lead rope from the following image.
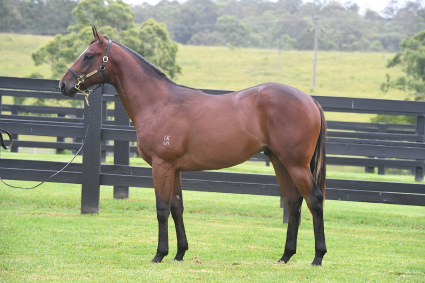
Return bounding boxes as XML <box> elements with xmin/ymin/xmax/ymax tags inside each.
<box><xmin>0</xmin><ymin>101</ymin><xmax>91</xmax><ymax>189</ymax></box>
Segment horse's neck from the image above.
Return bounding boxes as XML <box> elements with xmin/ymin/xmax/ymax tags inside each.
<box><xmin>109</xmin><ymin>51</ymin><xmax>174</xmax><ymax>125</ymax></box>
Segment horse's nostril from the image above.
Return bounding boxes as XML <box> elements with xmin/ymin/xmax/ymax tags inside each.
<box><xmin>60</xmin><ymin>82</ymin><xmax>66</xmax><ymax>91</ymax></box>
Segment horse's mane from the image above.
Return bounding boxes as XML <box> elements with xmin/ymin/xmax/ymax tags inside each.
<box><xmin>95</xmin><ymin>37</ymin><xmax>193</xmax><ymax>90</ymax></box>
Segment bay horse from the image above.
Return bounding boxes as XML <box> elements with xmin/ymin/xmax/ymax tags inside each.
<box><xmin>60</xmin><ymin>27</ymin><xmax>327</xmax><ymax>266</ymax></box>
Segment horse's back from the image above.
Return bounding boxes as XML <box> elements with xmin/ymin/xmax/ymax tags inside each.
<box><xmin>229</xmin><ymin>82</ymin><xmax>321</xmax><ymax>136</ymax></box>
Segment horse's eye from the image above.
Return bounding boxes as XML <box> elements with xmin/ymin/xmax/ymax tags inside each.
<box><xmin>84</xmin><ymin>54</ymin><xmax>93</xmax><ymax>61</ymax></box>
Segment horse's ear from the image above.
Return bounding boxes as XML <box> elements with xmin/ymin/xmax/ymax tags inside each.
<box><xmin>96</xmin><ymin>31</ymin><xmax>108</xmax><ymax>47</ymax></box>
<box><xmin>92</xmin><ymin>26</ymin><xmax>107</xmax><ymax>47</ymax></box>
<box><xmin>92</xmin><ymin>26</ymin><xmax>97</xmax><ymax>38</ymax></box>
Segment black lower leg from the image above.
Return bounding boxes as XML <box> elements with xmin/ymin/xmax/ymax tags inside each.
<box><xmin>152</xmin><ymin>203</ymin><xmax>170</xmax><ymax>263</ymax></box>
<box><xmin>171</xmin><ymin>199</ymin><xmax>188</xmax><ymax>261</ymax></box>
<box><xmin>279</xmin><ymin>196</ymin><xmax>303</xmax><ymax>263</ymax></box>
<box><xmin>310</xmin><ymin>184</ymin><xmax>327</xmax><ymax>266</ymax></box>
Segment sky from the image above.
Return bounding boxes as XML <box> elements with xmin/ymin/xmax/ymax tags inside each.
<box><xmin>123</xmin><ymin>0</ymin><xmax>405</xmax><ymax>15</ymax></box>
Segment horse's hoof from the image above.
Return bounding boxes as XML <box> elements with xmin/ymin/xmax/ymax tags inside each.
<box><xmin>311</xmin><ymin>257</ymin><xmax>322</xmax><ymax>266</ymax></box>
<box><xmin>173</xmin><ymin>250</ymin><xmax>186</xmax><ymax>261</ymax></box>
<box><xmin>278</xmin><ymin>253</ymin><xmax>293</xmax><ymax>264</ymax></box>
<box><xmin>151</xmin><ymin>255</ymin><xmax>165</xmax><ymax>263</ymax></box>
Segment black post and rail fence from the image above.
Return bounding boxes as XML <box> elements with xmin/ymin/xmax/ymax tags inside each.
<box><xmin>1</xmin><ymin>77</ymin><xmax>424</xmax><ymax>219</ymax></box>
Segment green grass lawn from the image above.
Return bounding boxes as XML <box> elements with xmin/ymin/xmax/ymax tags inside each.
<box><xmin>1</xmin><ymin>181</ymin><xmax>424</xmax><ymax>282</ymax></box>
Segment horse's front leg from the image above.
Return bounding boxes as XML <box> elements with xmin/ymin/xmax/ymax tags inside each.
<box><xmin>171</xmin><ymin>171</ymin><xmax>188</xmax><ymax>261</ymax></box>
<box><xmin>151</xmin><ymin>162</ymin><xmax>176</xmax><ymax>263</ymax></box>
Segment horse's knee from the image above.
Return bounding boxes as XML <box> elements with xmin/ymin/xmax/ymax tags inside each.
<box><xmin>157</xmin><ymin>206</ymin><xmax>170</xmax><ymax>222</ymax></box>
<box><xmin>171</xmin><ymin>199</ymin><xmax>184</xmax><ymax>217</ymax></box>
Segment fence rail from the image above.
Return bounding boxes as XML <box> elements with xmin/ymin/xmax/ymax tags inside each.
<box><xmin>1</xmin><ymin>76</ymin><xmax>425</xmax><ymax>216</ymax></box>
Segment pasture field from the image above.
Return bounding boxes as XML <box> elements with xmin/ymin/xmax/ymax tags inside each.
<box><xmin>0</xmin><ymin>33</ymin><xmax>52</xmax><ymax>79</ymax></box>
<box><xmin>0</xmin><ymin>180</ymin><xmax>424</xmax><ymax>282</ymax></box>
<box><xmin>0</xmin><ymin>33</ymin><xmax>408</xmax><ymax>122</ymax></box>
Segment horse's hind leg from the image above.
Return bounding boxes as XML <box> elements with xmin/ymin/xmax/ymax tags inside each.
<box><xmin>268</xmin><ymin>152</ymin><xmax>303</xmax><ymax>264</ymax></box>
<box><xmin>285</xmin><ymin>164</ymin><xmax>327</xmax><ymax>266</ymax></box>
<box><xmin>170</xmin><ymin>171</ymin><xmax>189</xmax><ymax>261</ymax></box>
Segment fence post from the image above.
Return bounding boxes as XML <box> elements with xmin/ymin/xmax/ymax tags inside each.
<box><xmin>81</xmin><ymin>87</ymin><xmax>103</xmax><ymax>214</ymax></box>
<box><xmin>415</xmin><ymin>116</ymin><xmax>425</xmax><ymax>182</ymax></box>
<box><xmin>280</xmin><ymin>196</ymin><xmax>289</xmax><ymax>223</ymax></box>
<box><xmin>57</xmin><ymin>113</ymin><xmax>65</xmax><ymax>154</ymax></box>
<box><xmin>101</xmin><ymin>100</ymin><xmax>107</xmax><ymax>162</ymax></box>
<box><xmin>11</xmin><ymin>105</ymin><xmax>18</xmax><ymax>152</ymax></box>
<box><xmin>75</xmin><ymin>110</ymin><xmax>84</xmax><ymax>155</ymax></box>
<box><xmin>113</xmin><ymin>95</ymin><xmax>130</xmax><ymax>199</ymax></box>
<box><xmin>0</xmin><ymin>94</ymin><xmax>1</xmax><ymax>158</ymax></box>
<box><xmin>377</xmin><ymin>122</ymin><xmax>387</xmax><ymax>175</ymax></box>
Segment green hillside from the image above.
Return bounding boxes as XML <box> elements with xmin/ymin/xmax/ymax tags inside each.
<box><xmin>0</xmin><ymin>33</ymin><xmax>407</xmax><ymax>122</ymax></box>
<box><xmin>0</xmin><ymin>33</ymin><xmax>53</xmax><ymax>79</ymax></box>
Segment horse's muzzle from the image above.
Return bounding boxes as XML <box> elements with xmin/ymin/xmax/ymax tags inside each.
<box><xmin>59</xmin><ymin>82</ymin><xmax>78</xmax><ymax>97</ymax></box>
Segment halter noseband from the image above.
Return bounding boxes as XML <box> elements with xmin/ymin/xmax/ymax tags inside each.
<box><xmin>68</xmin><ymin>39</ymin><xmax>112</xmax><ymax>106</ymax></box>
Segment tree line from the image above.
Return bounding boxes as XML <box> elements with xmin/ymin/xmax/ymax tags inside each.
<box><xmin>0</xmin><ymin>0</ymin><xmax>77</xmax><ymax>35</ymax></box>
<box><xmin>2</xmin><ymin>0</ymin><xmax>425</xmax><ymax>52</ymax></box>
<box><xmin>134</xmin><ymin>0</ymin><xmax>425</xmax><ymax>52</ymax></box>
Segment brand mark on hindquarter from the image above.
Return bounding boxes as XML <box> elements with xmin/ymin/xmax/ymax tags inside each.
<box><xmin>163</xmin><ymin>135</ymin><xmax>170</xmax><ymax>146</ymax></box>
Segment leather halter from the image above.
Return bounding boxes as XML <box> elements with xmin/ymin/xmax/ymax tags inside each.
<box><xmin>68</xmin><ymin>39</ymin><xmax>112</xmax><ymax>106</ymax></box>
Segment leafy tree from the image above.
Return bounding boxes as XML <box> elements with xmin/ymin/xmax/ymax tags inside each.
<box><xmin>381</xmin><ymin>30</ymin><xmax>425</xmax><ymax>101</ymax></box>
<box><xmin>0</xmin><ymin>0</ymin><xmax>22</xmax><ymax>32</ymax></box>
<box><xmin>281</xmin><ymin>0</ymin><xmax>303</xmax><ymax>14</ymax></box>
<box><xmin>1</xmin><ymin>0</ymin><xmax>77</xmax><ymax>34</ymax></box>
<box><xmin>216</xmin><ymin>15</ymin><xmax>250</xmax><ymax>47</ymax></box>
<box><xmin>188</xmin><ymin>30</ymin><xmax>225</xmax><ymax>46</ymax></box>
<box><xmin>172</xmin><ymin>0</ymin><xmax>219</xmax><ymax>44</ymax></box>
<box><xmin>69</xmin><ymin>0</ymin><xmax>134</xmax><ymax>32</ymax></box>
<box><xmin>121</xmin><ymin>19</ymin><xmax>181</xmax><ymax>78</ymax></box>
<box><xmin>32</xmin><ymin>29</ymin><xmax>87</xmax><ymax>78</ymax></box>
<box><xmin>32</xmin><ymin>0</ymin><xmax>181</xmax><ymax>79</ymax></box>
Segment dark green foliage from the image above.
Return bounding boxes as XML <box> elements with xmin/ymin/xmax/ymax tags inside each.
<box><xmin>4</xmin><ymin>0</ymin><xmax>425</xmax><ymax>53</ymax></box>
<box><xmin>0</xmin><ymin>0</ymin><xmax>77</xmax><ymax>34</ymax></box>
<box><xmin>121</xmin><ymin>19</ymin><xmax>181</xmax><ymax>78</ymax></box>
<box><xmin>382</xmin><ymin>29</ymin><xmax>425</xmax><ymax>101</ymax></box>
<box><xmin>69</xmin><ymin>0</ymin><xmax>134</xmax><ymax>32</ymax></box>
<box><xmin>31</xmin><ymin>0</ymin><xmax>181</xmax><ymax>79</ymax></box>
<box><xmin>216</xmin><ymin>15</ymin><xmax>251</xmax><ymax>47</ymax></box>
<box><xmin>130</xmin><ymin>0</ymin><xmax>425</xmax><ymax>52</ymax></box>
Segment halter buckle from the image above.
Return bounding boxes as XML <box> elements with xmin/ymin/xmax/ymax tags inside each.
<box><xmin>84</xmin><ymin>89</ymin><xmax>93</xmax><ymax>107</ymax></box>
<box><xmin>103</xmin><ymin>56</ymin><xmax>108</xmax><ymax>63</ymax></box>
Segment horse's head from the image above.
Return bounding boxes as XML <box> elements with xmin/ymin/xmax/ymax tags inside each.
<box><xmin>59</xmin><ymin>27</ymin><xmax>111</xmax><ymax>97</ymax></box>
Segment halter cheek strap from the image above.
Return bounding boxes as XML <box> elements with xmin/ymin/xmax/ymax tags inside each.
<box><xmin>68</xmin><ymin>39</ymin><xmax>112</xmax><ymax>106</ymax></box>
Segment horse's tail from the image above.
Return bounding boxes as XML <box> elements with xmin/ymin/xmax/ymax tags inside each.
<box><xmin>310</xmin><ymin>99</ymin><xmax>327</xmax><ymax>200</ymax></box>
